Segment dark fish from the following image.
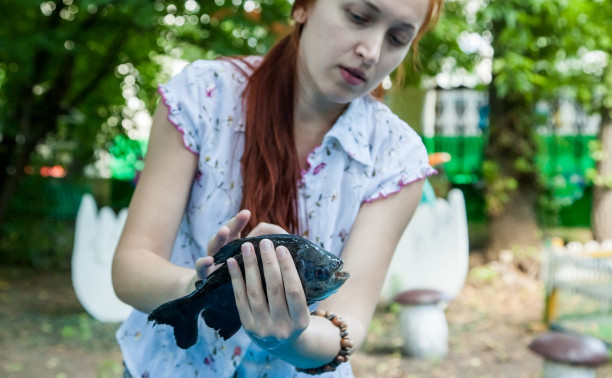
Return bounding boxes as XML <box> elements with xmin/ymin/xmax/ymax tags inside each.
<box><xmin>148</xmin><ymin>234</ymin><xmax>350</xmax><ymax>349</ymax></box>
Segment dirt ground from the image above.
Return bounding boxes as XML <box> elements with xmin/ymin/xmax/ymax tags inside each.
<box><xmin>1</xmin><ymin>253</ymin><xmax>611</xmax><ymax>378</ymax></box>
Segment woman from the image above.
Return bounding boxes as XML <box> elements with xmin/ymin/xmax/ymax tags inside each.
<box><xmin>112</xmin><ymin>0</ymin><xmax>442</xmax><ymax>376</ymax></box>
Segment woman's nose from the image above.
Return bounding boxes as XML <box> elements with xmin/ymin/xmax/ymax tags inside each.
<box><xmin>355</xmin><ymin>33</ymin><xmax>384</xmax><ymax>66</ymax></box>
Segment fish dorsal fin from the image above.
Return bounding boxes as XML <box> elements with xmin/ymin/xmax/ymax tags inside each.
<box><xmin>212</xmin><ymin>238</ymin><xmax>246</xmax><ymax>264</ymax></box>
<box><xmin>212</xmin><ymin>234</ymin><xmax>303</xmax><ymax>264</ymax></box>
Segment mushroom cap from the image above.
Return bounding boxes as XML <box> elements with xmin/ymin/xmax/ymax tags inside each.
<box><xmin>528</xmin><ymin>332</ymin><xmax>609</xmax><ymax>367</ymax></box>
<box><xmin>393</xmin><ymin>289</ymin><xmax>450</xmax><ymax>305</ymax></box>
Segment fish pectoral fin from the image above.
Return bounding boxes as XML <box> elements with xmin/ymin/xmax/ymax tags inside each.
<box><xmin>202</xmin><ymin>305</ymin><xmax>242</xmax><ymax>340</ymax></box>
<box><xmin>148</xmin><ymin>297</ymin><xmax>199</xmax><ymax>349</ymax></box>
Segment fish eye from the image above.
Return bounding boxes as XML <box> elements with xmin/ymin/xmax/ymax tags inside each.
<box><xmin>314</xmin><ymin>267</ymin><xmax>329</xmax><ymax>281</ymax></box>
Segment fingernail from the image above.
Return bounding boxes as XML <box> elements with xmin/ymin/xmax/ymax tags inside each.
<box><xmin>241</xmin><ymin>243</ymin><xmax>252</xmax><ymax>255</ymax></box>
<box><xmin>276</xmin><ymin>246</ymin><xmax>287</xmax><ymax>258</ymax></box>
<box><xmin>262</xmin><ymin>239</ymin><xmax>273</xmax><ymax>250</ymax></box>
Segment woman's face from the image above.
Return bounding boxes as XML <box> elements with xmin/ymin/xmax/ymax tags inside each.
<box><xmin>295</xmin><ymin>0</ymin><xmax>430</xmax><ymax>105</ymax></box>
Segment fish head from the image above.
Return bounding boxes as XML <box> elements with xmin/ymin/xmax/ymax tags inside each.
<box><xmin>296</xmin><ymin>243</ymin><xmax>350</xmax><ymax>303</ymax></box>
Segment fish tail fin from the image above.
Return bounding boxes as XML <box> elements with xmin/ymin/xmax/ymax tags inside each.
<box><xmin>148</xmin><ymin>297</ymin><xmax>200</xmax><ymax>349</ymax></box>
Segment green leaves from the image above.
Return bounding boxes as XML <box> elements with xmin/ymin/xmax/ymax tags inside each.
<box><xmin>481</xmin><ymin>160</ymin><xmax>519</xmax><ymax>217</ymax></box>
<box><xmin>0</xmin><ymin>0</ymin><xmax>292</xmax><ymax>175</ymax></box>
<box><xmin>0</xmin><ymin>0</ymin><xmax>293</xmax><ymax>266</ymax></box>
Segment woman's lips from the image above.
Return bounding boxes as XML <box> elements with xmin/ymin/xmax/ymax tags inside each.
<box><xmin>339</xmin><ymin>66</ymin><xmax>366</xmax><ymax>86</ymax></box>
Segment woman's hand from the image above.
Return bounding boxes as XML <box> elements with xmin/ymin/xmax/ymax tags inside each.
<box><xmin>227</xmin><ymin>239</ymin><xmax>310</xmax><ymax>350</ymax></box>
<box><xmin>195</xmin><ymin>209</ymin><xmax>252</xmax><ymax>281</ymax></box>
<box><xmin>196</xmin><ymin>212</ymin><xmax>289</xmax><ymax>281</ymax></box>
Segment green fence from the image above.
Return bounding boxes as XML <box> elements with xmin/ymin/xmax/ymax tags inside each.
<box><xmin>423</xmin><ymin>136</ymin><xmax>485</xmax><ymax>185</ymax></box>
<box><xmin>535</xmin><ymin>134</ymin><xmax>596</xmax><ymax>201</ymax></box>
<box><xmin>423</xmin><ymin>134</ymin><xmax>597</xmax><ymax>227</ymax></box>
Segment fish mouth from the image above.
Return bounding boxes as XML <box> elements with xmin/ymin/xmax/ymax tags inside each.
<box><xmin>334</xmin><ymin>261</ymin><xmax>349</xmax><ymax>281</ymax></box>
<box><xmin>334</xmin><ymin>270</ymin><xmax>350</xmax><ymax>281</ymax></box>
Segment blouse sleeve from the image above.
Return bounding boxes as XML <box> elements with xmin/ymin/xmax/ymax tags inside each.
<box><xmin>157</xmin><ymin>62</ymin><xmax>216</xmax><ymax>155</ymax></box>
<box><xmin>363</xmin><ymin>116</ymin><xmax>437</xmax><ymax>203</ymax></box>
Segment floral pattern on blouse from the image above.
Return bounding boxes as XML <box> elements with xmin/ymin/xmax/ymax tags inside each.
<box><xmin>117</xmin><ymin>57</ymin><xmax>435</xmax><ymax>378</ymax></box>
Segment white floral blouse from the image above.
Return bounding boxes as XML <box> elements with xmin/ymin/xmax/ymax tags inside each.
<box><xmin>116</xmin><ymin>57</ymin><xmax>436</xmax><ymax>378</ymax></box>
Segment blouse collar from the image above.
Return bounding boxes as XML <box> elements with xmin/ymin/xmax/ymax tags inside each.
<box><xmin>236</xmin><ymin>95</ymin><xmax>375</xmax><ymax>167</ymax></box>
<box><xmin>322</xmin><ymin>96</ymin><xmax>374</xmax><ymax>167</ymax></box>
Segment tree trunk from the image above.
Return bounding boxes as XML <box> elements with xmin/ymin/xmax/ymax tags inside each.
<box><xmin>0</xmin><ymin>141</ymin><xmax>22</xmax><ymax>230</ymax></box>
<box><xmin>484</xmin><ymin>80</ymin><xmax>541</xmax><ymax>261</ymax></box>
<box><xmin>0</xmin><ymin>84</ymin><xmax>36</xmax><ymax>233</ymax></box>
<box><xmin>592</xmin><ymin>107</ymin><xmax>612</xmax><ymax>242</ymax></box>
<box><xmin>487</xmin><ymin>188</ymin><xmax>540</xmax><ymax>258</ymax></box>
<box><xmin>0</xmin><ymin>136</ymin><xmax>44</xmax><ymax>235</ymax></box>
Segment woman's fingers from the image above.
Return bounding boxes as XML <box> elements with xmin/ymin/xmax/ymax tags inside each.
<box><xmin>206</xmin><ymin>210</ymin><xmax>252</xmax><ymax>257</ymax></box>
<box><xmin>195</xmin><ymin>256</ymin><xmax>213</xmax><ymax>279</ymax></box>
<box><xmin>226</xmin><ymin>209</ymin><xmax>251</xmax><ymax>239</ymax></box>
<box><xmin>259</xmin><ymin>241</ymin><xmax>289</xmax><ymax>321</ymax></box>
<box><xmin>227</xmin><ymin>256</ymin><xmax>253</xmax><ymax>327</ymax></box>
<box><xmin>206</xmin><ymin>226</ymin><xmax>229</xmax><ymax>257</ymax></box>
<box><xmin>241</xmin><ymin>242</ymin><xmax>270</xmax><ymax>321</ymax></box>
<box><xmin>277</xmin><ymin>246</ymin><xmax>309</xmax><ymax>327</ymax></box>
<box><xmin>228</xmin><ymin>238</ymin><xmax>309</xmax><ymax>345</ymax></box>
<box><xmin>195</xmin><ymin>256</ymin><xmax>225</xmax><ymax>279</ymax></box>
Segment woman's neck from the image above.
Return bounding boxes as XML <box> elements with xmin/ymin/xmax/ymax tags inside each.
<box><xmin>293</xmin><ymin>86</ymin><xmax>347</xmax><ymax>170</ymax></box>
<box><xmin>294</xmin><ymin>86</ymin><xmax>348</xmax><ymax>135</ymax></box>
<box><xmin>294</xmin><ymin>57</ymin><xmax>349</xmax><ymax>136</ymax></box>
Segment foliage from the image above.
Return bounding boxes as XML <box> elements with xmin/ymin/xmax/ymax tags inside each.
<box><xmin>585</xmin><ymin>140</ymin><xmax>612</xmax><ymax>188</ymax></box>
<box><xmin>0</xmin><ymin>175</ymin><xmax>85</xmax><ymax>267</ymax></box>
<box><xmin>60</xmin><ymin>314</ymin><xmax>93</xmax><ymax>342</ymax></box>
<box><xmin>423</xmin><ymin>1</ymin><xmax>612</xmax><ymax>225</ymax></box>
<box><xmin>481</xmin><ymin>161</ymin><xmax>518</xmax><ymax>216</ymax></box>
<box><xmin>0</xmin><ymin>0</ymin><xmax>291</xmax><ymax>267</ymax></box>
<box><xmin>0</xmin><ymin>0</ymin><xmax>291</xmax><ymax>180</ymax></box>
<box><xmin>551</xmin><ymin>0</ymin><xmax>611</xmax><ymax>113</ymax></box>
<box><xmin>478</xmin><ymin>0</ymin><xmax>565</xmax><ymax>221</ymax></box>
<box><xmin>0</xmin><ymin>216</ymin><xmax>75</xmax><ymax>268</ymax></box>
<box><xmin>468</xmin><ymin>264</ymin><xmax>499</xmax><ymax>284</ymax></box>
<box><xmin>3</xmin><ymin>0</ymin><xmax>611</xmax><ymax>264</ymax></box>
<box><xmin>402</xmin><ymin>0</ymin><xmax>481</xmax><ymax>85</ymax></box>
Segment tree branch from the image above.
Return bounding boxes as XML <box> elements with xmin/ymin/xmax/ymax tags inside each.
<box><xmin>66</xmin><ymin>30</ymin><xmax>129</xmax><ymax>109</ymax></box>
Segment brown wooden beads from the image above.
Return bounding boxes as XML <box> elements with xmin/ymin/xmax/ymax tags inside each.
<box><xmin>295</xmin><ymin>310</ymin><xmax>353</xmax><ymax>375</ymax></box>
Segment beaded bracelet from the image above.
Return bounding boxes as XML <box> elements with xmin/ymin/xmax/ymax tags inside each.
<box><xmin>296</xmin><ymin>310</ymin><xmax>353</xmax><ymax>375</ymax></box>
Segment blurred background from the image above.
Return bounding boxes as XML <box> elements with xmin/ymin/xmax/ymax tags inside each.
<box><xmin>1</xmin><ymin>0</ymin><xmax>611</xmax><ymax>377</ymax></box>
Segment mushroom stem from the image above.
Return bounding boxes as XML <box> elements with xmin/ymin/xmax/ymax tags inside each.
<box><xmin>542</xmin><ymin>361</ymin><xmax>597</xmax><ymax>378</ymax></box>
<box><xmin>394</xmin><ymin>289</ymin><xmax>451</xmax><ymax>358</ymax></box>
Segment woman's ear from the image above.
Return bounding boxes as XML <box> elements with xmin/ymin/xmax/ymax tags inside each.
<box><xmin>292</xmin><ymin>6</ymin><xmax>308</xmax><ymax>24</ymax></box>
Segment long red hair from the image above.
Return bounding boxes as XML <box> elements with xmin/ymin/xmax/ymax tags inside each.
<box><xmin>239</xmin><ymin>0</ymin><xmax>443</xmax><ymax>234</ymax></box>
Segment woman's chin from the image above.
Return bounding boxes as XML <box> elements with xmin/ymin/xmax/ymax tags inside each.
<box><xmin>323</xmin><ymin>88</ymin><xmax>365</xmax><ymax>105</ymax></box>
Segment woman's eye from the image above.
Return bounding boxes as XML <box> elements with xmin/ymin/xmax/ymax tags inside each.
<box><xmin>314</xmin><ymin>267</ymin><xmax>330</xmax><ymax>281</ymax></box>
<box><xmin>348</xmin><ymin>11</ymin><xmax>369</xmax><ymax>25</ymax></box>
<box><xmin>388</xmin><ymin>33</ymin><xmax>408</xmax><ymax>47</ymax></box>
